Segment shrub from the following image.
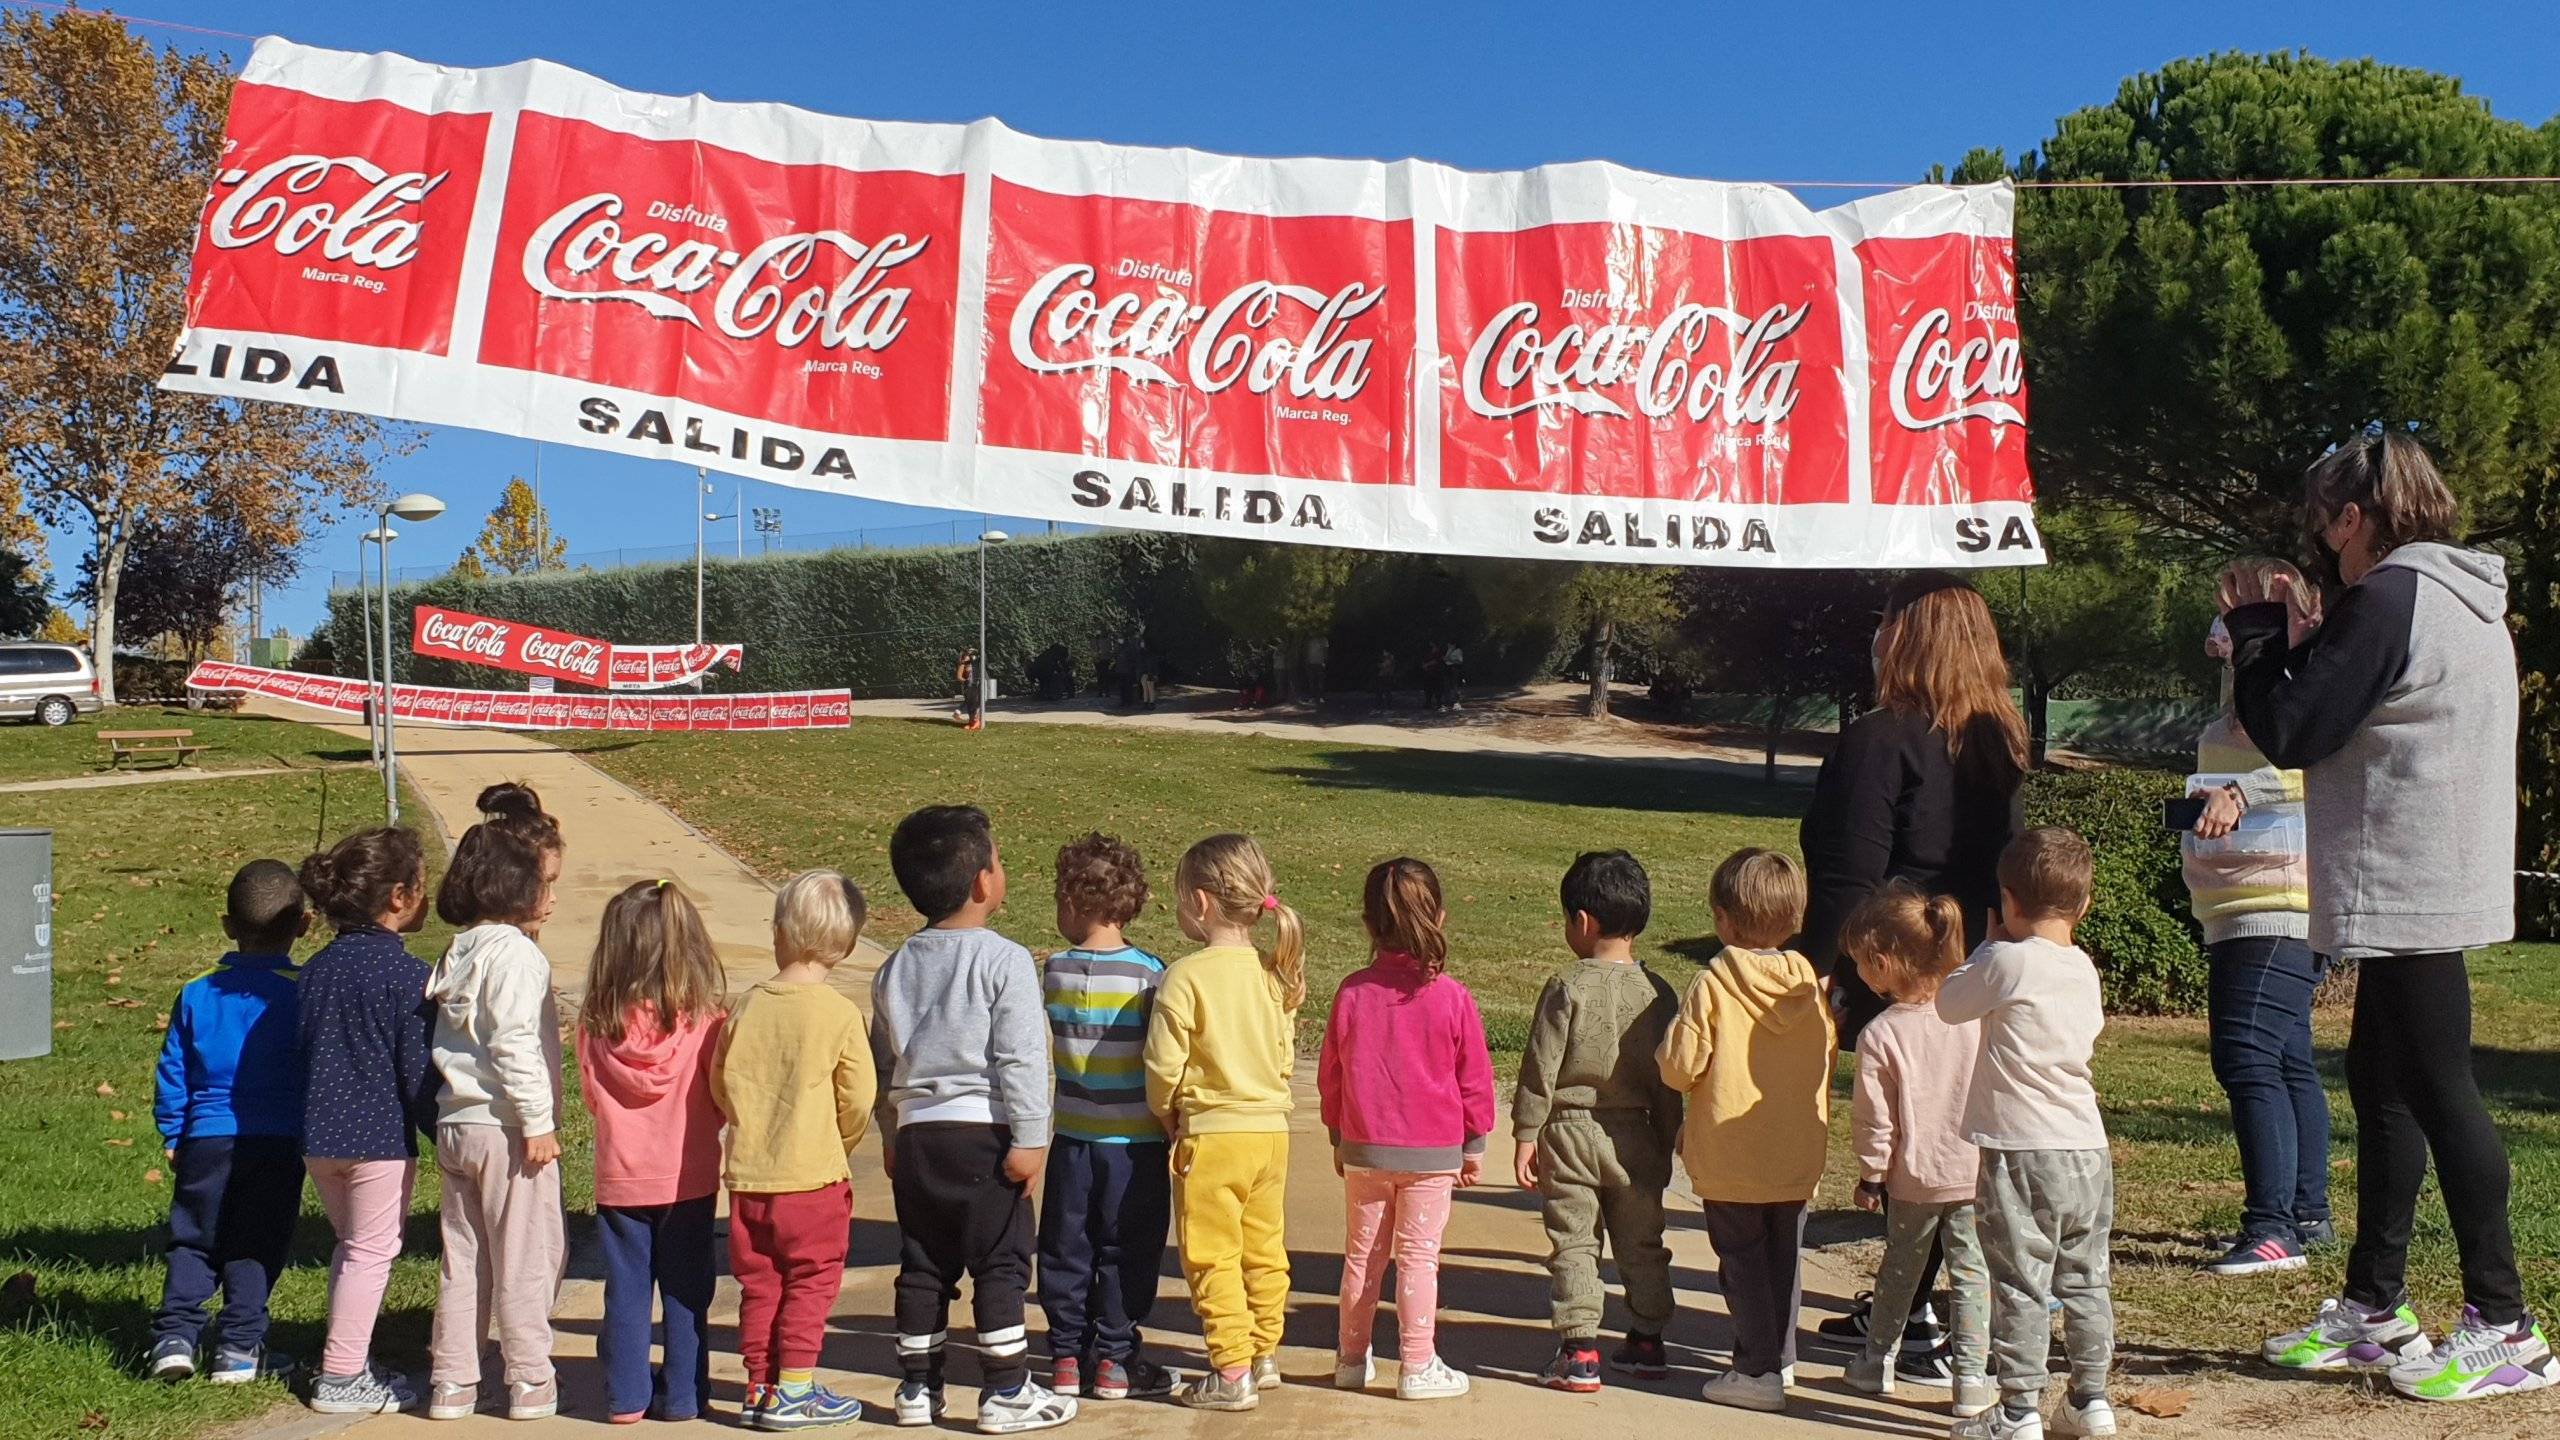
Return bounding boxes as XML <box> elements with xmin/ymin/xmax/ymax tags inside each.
<box><xmin>2024</xmin><ymin>766</ymin><xmax>2207</xmax><ymax>1014</ymax></box>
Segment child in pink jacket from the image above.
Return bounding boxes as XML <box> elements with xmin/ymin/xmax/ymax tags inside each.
<box><xmin>1317</xmin><ymin>858</ymin><xmax>1497</xmax><ymax>1402</ymax></box>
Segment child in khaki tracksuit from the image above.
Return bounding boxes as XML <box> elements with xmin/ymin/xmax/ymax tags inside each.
<box><xmin>1512</xmin><ymin>850</ymin><xmax>1682</xmax><ymax>1393</ymax></box>
<box><xmin>1658</xmin><ymin>847</ymin><xmax>1835</xmax><ymax>1416</ymax></box>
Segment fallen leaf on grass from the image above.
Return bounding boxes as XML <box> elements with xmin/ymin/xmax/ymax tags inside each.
<box><xmin>154</xmin><ymin>1014</ymin><xmax>169</xmax><ymax>1031</ymax></box>
<box><xmin>53</xmin><ymin>1020</ymin><xmax>73</xmax><ymax>1031</ymax></box>
<box><xmin>78</xmin><ymin>1410</ymin><xmax>108</xmax><ymax>1431</ymax></box>
<box><xmin>104</xmin><ymin>972</ymin><xmax>122</xmax><ymax>987</ymax></box>
<box><xmin>143</xmin><ymin>1167</ymin><xmax>163</xmax><ymax>1184</ymax></box>
<box><xmin>2125</xmin><ymin>1387</ymin><xmax>2192</xmax><ymax>1419</ymax></box>
<box><xmin>104</xmin><ymin>1138</ymin><xmax>133</xmax><ymax>1148</ymax></box>
<box><xmin>103</xmin><ymin>998</ymin><xmax>139</xmax><ymax>1010</ymax></box>
<box><xmin>108</xmin><ymin>1110</ymin><xmax>126</xmax><ymax>1121</ymax></box>
<box><xmin>94</xmin><ymin>1082</ymin><xmax>116</xmax><ymax>1097</ymax></box>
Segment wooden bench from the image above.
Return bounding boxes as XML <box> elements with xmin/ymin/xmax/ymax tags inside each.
<box><xmin>100</xmin><ymin>729</ymin><xmax>207</xmax><ymax>769</ymax></box>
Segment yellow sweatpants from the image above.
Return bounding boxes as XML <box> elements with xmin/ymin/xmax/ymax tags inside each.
<box><xmin>1173</xmin><ymin>1131</ymin><xmax>1291</xmax><ymax>1370</ymax></box>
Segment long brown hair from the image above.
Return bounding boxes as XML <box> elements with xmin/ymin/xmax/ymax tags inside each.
<box><xmin>1177</xmin><ymin>833</ymin><xmax>1306</xmax><ymax>1010</ymax></box>
<box><xmin>580</xmin><ymin>880</ymin><xmax>727</xmax><ymax>1043</ymax></box>
<box><xmin>1839</xmin><ymin>880</ymin><xmax>1966</xmax><ymax>1000</ymax></box>
<box><xmin>1362</xmin><ymin>857</ymin><xmax>1449</xmax><ymax>977</ymax></box>
<box><xmin>1873</xmin><ymin>573</ymin><xmax>2029</xmax><ymax>792</ymax></box>
<box><xmin>299</xmin><ymin>827</ymin><xmax>425</xmax><ymax>931</ymax></box>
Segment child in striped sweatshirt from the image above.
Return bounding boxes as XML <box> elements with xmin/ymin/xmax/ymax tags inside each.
<box><xmin>1038</xmin><ymin>834</ymin><xmax>1177</xmax><ymax>1402</ymax></box>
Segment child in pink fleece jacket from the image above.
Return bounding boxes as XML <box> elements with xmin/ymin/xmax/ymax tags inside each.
<box><xmin>1317</xmin><ymin>858</ymin><xmax>1496</xmax><ymax>1402</ymax></box>
<box><xmin>575</xmin><ymin>881</ymin><xmax>729</xmax><ymax>1424</ymax></box>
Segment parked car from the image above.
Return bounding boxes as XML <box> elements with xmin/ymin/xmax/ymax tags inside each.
<box><xmin>0</xmin><ymin>644</ymin><xmax>103</xmax><ymax>726</ymax></box>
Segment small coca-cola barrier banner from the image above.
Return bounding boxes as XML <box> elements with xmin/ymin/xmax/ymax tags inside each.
<box><xmin>411</xmin><ymin>606</ymin><xmax>743</xmax><ymax>689</ymax></box>
<box><xmin>185</xmin><ymin>660</ymin><xmax>847</xmax><ymax>732</ymax></box>
<box><xmin>161</xmin><ymin>39</ymin><xmax>2040</xmax><ymax>569</ymax></box>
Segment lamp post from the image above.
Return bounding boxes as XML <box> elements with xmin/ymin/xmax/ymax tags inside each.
<box><xmin>692</xmin><ymin>469</ymin><xmax>715</xmax><ymax>646</ymax></box>
<box><xmin>976</xmin><ymin>529</ymin><xmax>1009</xmax><ymax>726</ymax></box>
<box><xmin>753</xmin><ymin>507</ymin><xmax>783</xmax><ymax>554</ymax></box>
<box><xmin>376</xmin><ymin>492</ymin><xmax>446</xmax><ymax>825</ymax></box>
<box><xmin>358</xmin><ymin>527</ymin><xmax>394</xmax><ymax>765</ymax></box>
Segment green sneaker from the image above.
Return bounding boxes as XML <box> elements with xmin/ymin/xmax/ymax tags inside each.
<box><xmin>2262</xmin><ymin>1296</ymin><xmax>2433</xmax><ymax>1371</ymax></box>
<box><xmin>2391</xmin><ymin>1307</ymin><xmax>2556</xmax><ymax>1403</ymax></box>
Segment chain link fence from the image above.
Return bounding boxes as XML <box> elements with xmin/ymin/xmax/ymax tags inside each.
<box><xmin>330</xmin><ymin>515</ymin><xmax>1097</xmax><ymax>591</ymax></box>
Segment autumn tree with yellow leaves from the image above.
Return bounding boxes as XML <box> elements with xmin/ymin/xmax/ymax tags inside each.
<box><xmin>451</xmin><ymin>477</ymin><xmax>567</xmax><ymax>580</ymax></box>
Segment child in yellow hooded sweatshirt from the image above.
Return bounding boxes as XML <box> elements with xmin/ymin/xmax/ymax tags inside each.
<box><xmin>1657</xmin><ymin>847</ymin><xmax>1835</xmax><ymax>1416</ymax></box>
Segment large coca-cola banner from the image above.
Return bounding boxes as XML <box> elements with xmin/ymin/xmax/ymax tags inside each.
<box><xmin>411</xmin><ymin>606</ymin><xmax>744</xmax><ymax>689</ymax></box>
<box><xmin>185</xmin><ymin>660</ymin><xmax>845</xmax><ymax>732</ymax></box>
<box><xmin>163</xmin><ymin>39</ymin><xmax>2041</xmax><ymax>568</ymax></box>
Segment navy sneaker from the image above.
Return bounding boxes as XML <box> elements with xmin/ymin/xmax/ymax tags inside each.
<box><xmin>2299</xmin><ymin>1218</ymin><xmax>2339</xmax><ymax>1248</ymax></box>
<box><xmin>1542</xmin><ymin>1342</ymin><xmax>1603</xmax><ymax>1393</ymax></box>
<box><xmin>1610</xmin><ymin>1333</ymin><xmax>1669</xmax><ymax>1380</ymax></box>
<box><xmin>756</xmin><ymin>1381</ymin><xmax>862</xmax><ymax>1430</ymax></box>
<box><xmin>147</xmin><ymin>1336</ymin><xmax>196</xmax><ymax>1383</ymax></box>
<box><xmin>2208</xmin><ymin>1233</ymin><xmax>2309</xmax><ymax>1277</ymax></box>
<box><xmin>1817</xmin><ymin>1293</ymin><xmax>1875</xmax><ymax>1340</ymax></box>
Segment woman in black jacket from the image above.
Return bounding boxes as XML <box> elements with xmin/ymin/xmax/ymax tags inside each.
<box><xmin>1798</xmin><ymin>571</ymin><xmax>2029</xmax><ymax>1374</ymax></box>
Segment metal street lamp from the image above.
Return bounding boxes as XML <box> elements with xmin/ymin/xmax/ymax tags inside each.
<box><xmin>752</xmin><ymin>507</ymin><xmax>783</xmax><ymax>554</ymax></box>
<box><xmin>376</xmin><ymin>493</ymin><xmax>444</xmax><ymax>825</ymax></box>
<box><xmin>358</xmin><ymin>526</ymin><xmax>397</xmax><ymax>766</ymax></box>
<box><xmin>975</xmin><ymin>529</ymin><xmax>1009</xmax><ymax>726</ymax></box>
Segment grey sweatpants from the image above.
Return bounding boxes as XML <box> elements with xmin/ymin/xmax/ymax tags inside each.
<box><xmin>1978</xmin><ymin>1148</ymin><xmax>2114</xmax><ymax>1400</ymax></box>
<box><xmin>1864</xmin><ymin>1198</ymin><xmax>1988</xmax><ymax>1379</ymax></box>
<box><xmin>1537</xmin><ymin>1110</ymin><xmax>1674</xmax><ymax>1340</ymax></box>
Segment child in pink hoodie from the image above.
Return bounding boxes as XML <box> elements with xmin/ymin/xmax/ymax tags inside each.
<box><xmin>576</xmin><ymin>881</ymin><xmax>729</xmax><ymax>1424</ymax></box>
<box><xmin>1317</xmin><ymin>858</ymin><xmax>1496</xmax><ymax>1402</ymax></box>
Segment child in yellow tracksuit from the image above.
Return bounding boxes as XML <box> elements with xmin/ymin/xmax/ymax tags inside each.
<box><xmin>1143</xmin><ymin>833</ymin><xmax>1305</xmax><ymax>1414</ymax></box>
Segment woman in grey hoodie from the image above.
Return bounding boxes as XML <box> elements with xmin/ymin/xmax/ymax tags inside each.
<box><xmin>2225</xmin><ymin>431</ymin><xmax>2550</xmax><ymax>1404</ymax></box>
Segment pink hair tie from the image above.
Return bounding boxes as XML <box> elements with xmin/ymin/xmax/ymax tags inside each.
<box><xmin>1260</xmin><ymin>893</ymin><xmax>1280</xmax><ymax>912</ymax></box>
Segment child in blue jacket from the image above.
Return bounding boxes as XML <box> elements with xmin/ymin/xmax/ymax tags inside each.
<box><xmin>148</xmin><ymin>859</ymin><xmax>312</xmax><ymax>1383</ymax></box>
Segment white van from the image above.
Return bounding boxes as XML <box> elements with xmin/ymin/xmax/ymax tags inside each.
<box><xmin>0</xmin><ymin>644</ymin><xmax>104</xmax><ymax>726</ymax></box>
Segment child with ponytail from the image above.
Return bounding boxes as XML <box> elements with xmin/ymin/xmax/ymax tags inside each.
<box><xmin>1143</xmin><ymin>834</ymin><xmax>1304</xmax><ymax>1413</ymax></box>
<box><xmin>1317</xmin><ymin>858</ymin><xmax>1494</xmax><ymax>1402</ymax></box>
<box><xmin>1838</xmin><ymin>882</ymin><xmax>1992</xmax><ymax>1419</ymax></box>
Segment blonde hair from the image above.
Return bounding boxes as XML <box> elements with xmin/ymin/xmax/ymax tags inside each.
<box><xmin>1709</xmin><ymin>847</ymin><xmax>1807</xmax><ymax>950</ymax></box>
<box><xmin>774</xmin><ymin>868</ymin><xmax>867</xmax><ymax>968</ymax></box>
<box><xmin>580</xmin><ymin>880</ymin><xmax>726</xmax><ymax>1043</ymax></box>
<box><xmin>1839</xmin><ymin>881</ymin><xmax>1966</xmax><ymax>1001</ymax></box>
<box><xmin>1362</xmin><ymin>857</ymin><xmax>1448</xmax><ymax>978</ymax></box>
<box><xmin>1177</xmin><ymin>833</ymin><xmax>1305</xmax><ymax>1010</ymax></box>
<box><xmin>1875</xmin><ymin>575</ymin><xmax>2030</xmax><ymax>794</ymax></box>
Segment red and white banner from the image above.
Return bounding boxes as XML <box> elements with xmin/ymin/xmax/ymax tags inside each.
<box><xmin>185</xmin><ymin>660</ymin><xmax>845</xmax><ymax>732</ymax></box>
<box><xmin>162</xmin><ymin>39</ymin><xmax>2041</xmax><ymax>569</ymax></box>
<box><xmin>411</xmin><ymin>606</ymin><xmax>743</xmax><ymax>689</ymax></box>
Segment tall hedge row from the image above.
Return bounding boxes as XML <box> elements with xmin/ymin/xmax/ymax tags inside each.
<box><xmin>2024</xmin><ymin>766</ymin><xmax>2207</xmax><ymax>1013</ymax></box>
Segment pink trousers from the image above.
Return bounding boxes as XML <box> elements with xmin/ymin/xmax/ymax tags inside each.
<box><xmin>1338</xmin><ymin>1169</ymin><xmax>1457</xmax><ymax>1368</ymax></box>
<box><xmin>430</xmin><ymin>1124</ymin><xmax>567</xmax><ymax>1388</ymax></box>
<box><xmin>307</xmin><ymin>1157</ymin><xmax>417</xmax><ymax>1379</ymax></box>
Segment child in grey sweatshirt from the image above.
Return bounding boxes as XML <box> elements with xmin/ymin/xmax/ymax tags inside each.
<box><xmin>869</xmin><ymin>805</ymin><xmax>1074</xmax><ymax>1433</ymax></box>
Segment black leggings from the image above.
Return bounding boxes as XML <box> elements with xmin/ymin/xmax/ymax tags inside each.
<box><xmin>2341</xmin><ymin>954</ymin><xmax>2523</xmax><ymax>1324</ymax></box>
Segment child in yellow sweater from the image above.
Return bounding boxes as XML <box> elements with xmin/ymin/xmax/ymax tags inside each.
<box><xmin>1657</xmin><ymin>847</ymin><xmax>1835</xmax><ymax>1415</ymax></box>
<box><xmin>1143</xmin><ymin>833</ymin><xmax>1304</xmax><ymax>1414</ymax></box>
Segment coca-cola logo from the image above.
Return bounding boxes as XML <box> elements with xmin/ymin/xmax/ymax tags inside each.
<box><xmin>207</xmin><ymin>154</ymin><xmax>448</xmax><ymax>271</ymax></box>
<box><xmin>1888</xmin><ymin>305</ymin><xmax>2024</xmax><ymax>431</ymax></box>
<box><xmin>516</xmin><ymin>630</ymin><xmax>606</xmax><ymax>681</ymax></box>
<box><xmin>1009</xmin><ymin>263</ymin><xmax>1383</xmax><ymax>402</ymax></box>
<box><xmin>521</xmin><ymin>193</ymin><xmax>926</xmax><ymax>351</ymax></box>
<box><xmin>419</xmin><ymin>611</ymin><xmax>510</xmax><ymax>659</ymax></box>
<box><xmin>1462</xmin><ymin>298</ymin><xmax>1808</xmax><ymax>423</ymax></box>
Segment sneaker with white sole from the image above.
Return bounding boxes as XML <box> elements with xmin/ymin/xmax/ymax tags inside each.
<box><xmin>2264</xmin><ymin>1296</ymin><xmax>2435</xmax><ymax>1371</ymax></box>
<box><xmin>1335</xmin><ymin>1353</ymin><xmax>1375</xmax><ymax>1391</ymax></box>
<box><xmin>1698</xmin><ymin>1368</ymin><xmax>1785</xmax><ymax>1413</ymax></box>
<box><xmin>1177</xmin><ymin>1369</ymin><xmax>1257</xmax><ymax>1412</ymax></box>
<box><xmin>1397</xmin><ymin>1356</ymin><xmax>1469</xmax><ymax>1401</ymax></box>
<box><xmin>1953</xmin><ymin>1374</ymin><xmax>1998</xmax><ymax>1418</ymax></box>
<box><xmin>1844</xmin><ymin>1347</ymin><xmax>1894</xmax><ymax>1395</ymax></box>
<box><xmin>2206</xmin><ymin>1232</ymin><xmax>2308</xmax><ymax>1277</ymax></box>
<box><xmin>425</xmin><ymin>1380</ymin><xmax>476</xmax><ymax>1421</ymax></box>
<box><xmin>2049</xmin><ymin>1396</ymin><xmax>2117</xmax><ymax>1437</ymax></box>
<box><xmin>147</xmin><ymin>1336</ymin><xmax>196</xmax><ymax>1383</ymax></box>
<box><xmin>758</xmin><ymin>1382</ymin><xmax>862</xmax><ymax>1431</ymax></box>
<box><xmin>1953</xmin><ymin>1405</ymin><xmax>2046</xmax><ymax>1439</ymax></box>
<box><xmin>893</xmin><ymin>1380</ymin><xmax>946</xmax><ymax>1428</ymax></box>
<box><xmin>207</xmin><ymin>1346</ymin><xmax>289</xmax><ymax>1385</ymax></box>
<box><xmin>309</xmin><ymin>1366</ymin><xmax>420</xmax><ymax>1415</ymax></box>
<box><xmin>508</xmin><ymin>1376</ymin><xmax>559</xmax><ymax>1421</ymax></box>
<box><xmin>976</xmin><ymin>1380</ymin><xmax>1076</xmax><ymax>1435</ymax></box>
<box><xmin>1250</xmin><ymin>1354</ymin><xmax>1283</xmax><ymax>1389</ymax></box>
<box><xmin>1091</xmin><ymin>1355</ymin><xmax>1177</xmax><ymax>1400</ymax></box>
<box><xmin>2390</xmin><ymin>1307</ymin><xmax>2557</xmax><ymax>1403</ymax></box>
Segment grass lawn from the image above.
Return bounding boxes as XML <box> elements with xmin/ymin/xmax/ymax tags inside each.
<box><xmin>565</xmin><ymin>718</ymin><xmax>2560</xmax><ymax>1370</ymax></box>
<box><xmin>0</xmin><ymin>735</ymin><xmax>598</xmax><ymax>1440</ymax></box>
<box><xmin>0</xmin><ymin>708</ymin><xmax>369</xmax><ymax>784</ymax></box>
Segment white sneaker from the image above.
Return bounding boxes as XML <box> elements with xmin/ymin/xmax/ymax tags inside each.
<box><xmin>1953</xmin><ymin>1406</ymin><xmax>2046</xmax><ymax>1439</ymax></box>
<box><xmin>1334</xmin><ymin>1354</ymin><xmax>1375</xmax><ymax>1391</ymax></box>
<box><xmin>894</xmin><ymin>1380</ymin><xmax>946</xmax><ymax>1428</ymax></box>
<box><xmin>1699</xmin><ymin>1368</ymin><xmax>1785</xmax><ymax>1412</ymax></box>
<box><xmin>1397</xmin><ymin>1356</ymin><xmax>1469</xmax><ymax>1401</ymax></box>
<box><xmin>1251</xmin><ymin>1354</ymin><xmax>1284</xmax><ymax>1389</ymax></box>
<box><xmin>2049</xmin><ymin>1396</ymin><xmax>2116</xmax><ymax>1437</ymax></box>
<box><xmin>2389</xmin><ymin>1307</ymin><xmax>2558</xmax><ymax>1402</ymax></box>
<box><xmin>977</xmin><ymin>1379</ymin><xmax>1078</xmax><ymax>1435</ymax></box>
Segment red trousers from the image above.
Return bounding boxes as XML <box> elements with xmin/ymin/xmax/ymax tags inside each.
<box><xmin>729</xmin><ymin>1182</ymin><xmax>851</xmax><ymax>1385</ymax></box>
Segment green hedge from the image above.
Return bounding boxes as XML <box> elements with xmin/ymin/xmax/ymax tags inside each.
<box><xmin>2025</xmin><ymin>766</ymin><xmax>2207</xmax><ymax>1013</ymax></box>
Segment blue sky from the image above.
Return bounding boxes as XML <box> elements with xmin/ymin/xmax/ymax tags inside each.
<box><xmin>45</xmin><ymin>0</ymin><xmax>2560</xmax><ymax>632</ymax></box>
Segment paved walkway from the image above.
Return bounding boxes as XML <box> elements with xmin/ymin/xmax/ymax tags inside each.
<box><xmin>0</xmin><ymin>760</ymin><xmax>372</xmax><ymax>795</ymax></box>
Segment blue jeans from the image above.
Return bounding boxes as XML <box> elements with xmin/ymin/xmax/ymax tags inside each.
<box><xmin>597</xmin><ymin>1196</ymin><xmax>716</xmax><ymax>1419</ymax></box>
<box><xmin>1036</xmin><ymin>1137</ymin><xmax>1170</xmax><ymax>1361</ymax></box>
<box><xmin>2206</xmin><ymin>937</ymin><xmax>2331</xmax><ymax>1241</ymax></box>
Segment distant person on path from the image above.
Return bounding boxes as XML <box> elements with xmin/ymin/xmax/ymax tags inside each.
<box><xmin>147</xmin><ymin>860</ymin><xmax>311</xmax><ymax>1387</ymax></box>
<box><xmin>1319</xmin><ymin>858</ymin><xmax>1496</xmax><ymax>1402</ymax></box>
<box><xmin>1798</xmin><ymin>572</ymin><xmax>2027</xmax><ymax>1373</ymax></box>
<box><xmin>956</xmin><ymin>648</ymin><xmax>984</xmax><ymax>730</ymax></box>
<box><xmin>1372</xmin><ymin>650</ymin><xmax>1396</xmax><ymax>709</ymax></box>
<box><xmin>2231</xmin><ymin>433</ymin><xmax>2548</xmax><ymax>1403</ymax></box>
<box><xmin>2184</xmin><ymin>563</ymin><xmax>2329</xmax><ymax>1280</ymax></box>
<box><xmin>1512</xmin><ymin>850</ymin><xmax>1681</xmax><ymax>1396</ymax></box>
<box><xmin>1441</xmin><ymin>641</ymin><xmax>1466</xmax><ymax>711</ymax></box>
<box><xmin>1117</xmin><ymin>635</ymin><xmax>1143</xmax><ymax>709</ymax></box>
